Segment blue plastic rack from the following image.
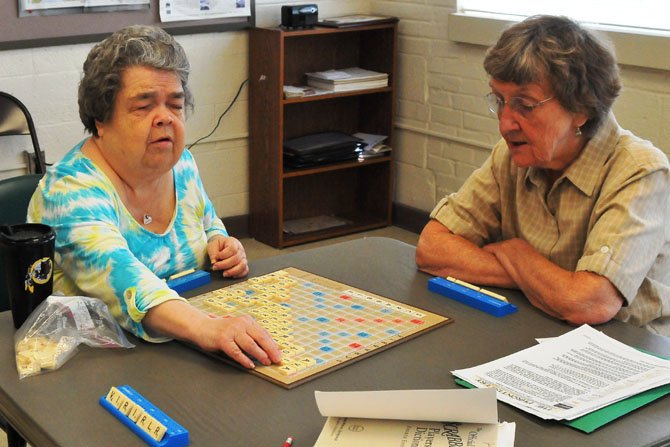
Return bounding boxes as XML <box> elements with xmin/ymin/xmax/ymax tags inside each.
<box><xmin>166</xmin><ymin>269</ymin><xmax>210</xmax><ymax>294</ymax></box>
<box><xmin>100</xmin><ymin>385</ymin><xmax>189</xmax><ymax>447</ymax></box>
<box><xmin>428</xmin><ymin>277</ymin><xmax>517</xmax><ymax>317</ymax></box>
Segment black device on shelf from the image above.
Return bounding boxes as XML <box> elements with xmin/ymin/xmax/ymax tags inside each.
<box><xmin>283</xmin><ymin>132</ymin><xmax>362</xmax><ymax>168</ymax></box>
<box><xmin>281</xmin><ymin>4</ymin><xmax>318</xmax><ymax>29</ymax></box>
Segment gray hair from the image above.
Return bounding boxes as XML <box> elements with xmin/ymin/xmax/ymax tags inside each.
<box><xmin>78</xmin><ymin>25</ymin><xmax>193</xmax><ymax>136</ymax></box>
<box><xmin>483</xmin><ymin>15</ymin><xmax>621</xmax><ymax>138</ymax></box>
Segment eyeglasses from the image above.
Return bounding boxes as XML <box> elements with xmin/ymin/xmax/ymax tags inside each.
<box><xmin>486</xmin><ymin>92</ymin><xmax>554</xmax><ymax>118</ymax></box>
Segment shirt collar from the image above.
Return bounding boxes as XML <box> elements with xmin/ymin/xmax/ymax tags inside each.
<box><xmin>525</xmin><ymin>113</ymin><xmax>621</xmax><ymax>196</ymax></box>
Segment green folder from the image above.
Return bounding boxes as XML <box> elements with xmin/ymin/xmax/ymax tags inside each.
<box><xmin>454</xmin><ymin>377</ymin><xmax>670</xmax><ymax>433</ymax></box>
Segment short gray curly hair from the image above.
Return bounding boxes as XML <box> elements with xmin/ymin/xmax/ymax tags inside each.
<box><xmin>484</xmin><ymin>15</ymin><xmax>621</xmax><ymax>138</ymax></box>
<box><xmin>78</xmin><ymin>25</ymin><xmax>193</xmax><ymax>136</ymax></box>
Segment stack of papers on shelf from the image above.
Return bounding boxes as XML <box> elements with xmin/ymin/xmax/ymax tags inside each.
<box><xmin>353</xmin><ymin>132</ymin><xmax>391</xmax><ymax>159</ymax></box>
<box><xmin>306</xmin><ymin>67</ymin><xmax>388</xmax><ymax>92</ymax></box>
<box><xmin>313</xmin><ymin>389</ymin><xmax>515</xmax><ymax>446</ymax></box>
<box><xmin>452</xmin><ymin>324</ymin><xmax>670</xmax><ymax>432</ymax></box>
<box><xmin>283</xmin><ymin>132</ymin><xmax>363</xmax><ymax>168</ymax></box>
<box><xmin>283</xmin><ymin>85</ymin><xmax>330</xmax><ymax>99</ymax></box>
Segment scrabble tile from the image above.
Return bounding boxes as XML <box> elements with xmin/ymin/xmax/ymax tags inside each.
<box><xmin>127</xmin><ymin>404</ymin><xmax>144</xmax><ymax>423</ymax></box>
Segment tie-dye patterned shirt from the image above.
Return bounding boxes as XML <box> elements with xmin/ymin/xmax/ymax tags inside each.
<box><xmin>27</xmin><ymin>139</ymin><xmax>228</xmax><ymax>341</ymax></box>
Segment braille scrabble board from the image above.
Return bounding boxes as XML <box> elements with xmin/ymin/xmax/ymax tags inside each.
<box><xmin>187</xmin><ymin>268</ymin><xmax>452</xmax><ymax>388</ymax></box>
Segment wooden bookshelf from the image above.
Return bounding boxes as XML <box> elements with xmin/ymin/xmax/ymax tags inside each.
<box><xmin>249</xmin><ymin>23</ymin><xmax>397</xmax><ymax>247</ymax></box>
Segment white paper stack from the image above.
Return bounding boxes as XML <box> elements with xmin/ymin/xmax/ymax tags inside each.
<box><xmin>282</xmin><ymin>85</ymin><xmax>330</xmax><ymax>99</ymax></box>
<box><xmin>452</xmin><ymin>324</ymin><xmax>670</xmax><ymax>421</ymax></box>
<box><xmin>306</xmin><ymin>67</ymin><xmax>388</xmax><ymax>92</ymax></box>
<box><xmin>352</xmin><ymin>132</ymin><xmax>391</xmax><ymax>159</ymax></box>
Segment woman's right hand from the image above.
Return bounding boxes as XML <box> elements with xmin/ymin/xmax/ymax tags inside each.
<box><xmin>196</xmin><ymin>313</ymin><xmax>283</xmax><ymax>369</ymax></box>
<box><xmin>143</xmin><ymin>299</ymin><xmax>282</xmax><ymax>369</ymax></box>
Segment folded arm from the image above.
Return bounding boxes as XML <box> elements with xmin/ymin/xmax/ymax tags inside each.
<box><xmin>417</xmin><ymin>220</ymin><xmax>624</xmax><ymax>325</ymax></box>
<box><xmin>416</xmin><ymin>220</ymin><xmax>516</xmax><ymax>288</ymax></box>
<box><xmin>484</xmin><ymin>238</ymin><xmax>624</xmax><ymax>325</ymax></box>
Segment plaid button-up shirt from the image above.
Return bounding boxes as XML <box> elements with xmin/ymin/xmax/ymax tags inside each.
<box><xmin>431</xmin><ymin>113</ymin><xmax>670</xmax><ymax>336</ymax></box>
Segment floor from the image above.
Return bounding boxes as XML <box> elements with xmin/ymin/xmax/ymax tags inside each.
<box><xmin>0</xmin><ymin>226</ymin><xmax>419</xmax><ymax>447</ymax></box>
<box><xmin>241</xmin><ymin>225</ymin><xmax>419</xmax><ymax>261</ymax></box>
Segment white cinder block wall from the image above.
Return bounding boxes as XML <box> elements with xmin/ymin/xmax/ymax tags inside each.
<box><xmin>0</xmin><ymin>0</ymin><xmax>368</xmax><ymax>218</ymax></box>
<box><xmin>1</xmin><ymin>0</ymin><xmax>668</xmax><ymax>223</ymax></box>
<box><xmin>374</xmin><ymin>0</ymin><xmax>670</xmax><ymax>213</ymax></box>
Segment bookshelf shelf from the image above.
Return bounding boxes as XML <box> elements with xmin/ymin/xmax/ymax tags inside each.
<box><xmin>282</xmin><ymin>155</ymin><xmax>392</xmax><ymax>179</ymax></box>
<box><xmin>249</xmin><ymin>24</ymin><xmax>397</xmax><ymax>247</ymax></box>
<box><xmin>281</xmin><ymin>86</ymin><xmax>392</xmax><ymax>105</ymax></box>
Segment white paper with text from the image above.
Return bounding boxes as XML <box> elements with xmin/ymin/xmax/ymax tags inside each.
<box><xmin>313</xmin><ymin>417</ymin><xmax>515</xmax><ymax>447</ymax></box>
<box><xmin>452</xmin><ymin>324</ymin><xmax>670</xmax><ymax>420</ymax></box>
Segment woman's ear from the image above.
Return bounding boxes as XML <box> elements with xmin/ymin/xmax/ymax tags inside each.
<box><xmin>95</xmin><ymin>120</ymin><xmax>104</xmax><ymax>138</ymax></box>
<box><xmin>573</xmin><ymin>112</ymin><xmax>589</xmax><ymax>130</ymax></box>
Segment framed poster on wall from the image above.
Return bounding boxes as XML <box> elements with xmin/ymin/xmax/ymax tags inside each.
<box><xmin>19</xmin><ymin>0</ymin><xmax>149</xmax><ymax>17</ymax></box>
<box><xmin>160</xmin><ymin>0</ymin><xmax>250</xmax><ymax>22</ymax></box>
<box><xmin>2</xmin><ymin>0</ymin><xmax>254</xmax><ymax>50</ymax></box>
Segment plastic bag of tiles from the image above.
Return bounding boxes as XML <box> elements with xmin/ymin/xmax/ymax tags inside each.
<box><xmin>14</xmin><ymin>295</ymin><xmax>134</xmax><ymax>379</ymax></box>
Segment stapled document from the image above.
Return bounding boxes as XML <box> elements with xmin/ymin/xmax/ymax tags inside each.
<box><xmin>313</xmin><ymin>389</ymin><xmax>515</xmax><ymax>446</ymax></box>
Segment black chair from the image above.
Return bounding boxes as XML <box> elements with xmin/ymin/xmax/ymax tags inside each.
<box><xmin>0</xmin><ymin>174</ymin><xmax>43</xmax><ymax>229</ymax></box>
<box><xmin>0</xmin><ymin>176</ymin><xmax>41</xmax><ymax>447</ymax></box>
<box><xmin>0</xmin><ymin>91</ymin><xmax>46</xmax><ymax>175</ymax></box>
<box><xmin>0</xmin><ymin>173</ymin><xmax>44</xmax><ymax>312</ymax></box>
<box><xmin>0</xmin><ymin>91</ymin><xmax>45</xmax><ymax>447</ymax></box>
<box><xmin>0</xmin><ymin>178</ymin><xmax>39</xmax><ymax>447</ymax></box>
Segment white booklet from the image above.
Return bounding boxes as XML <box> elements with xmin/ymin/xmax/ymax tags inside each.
<box><xmin>306</xmin><ymin>67</ymin><xmax>388</xmax><ymax>83</ymax></box>
<box><xmin>452</xmin><ymin>324</ymin><xmax>670</xmax><ymax>421</ymax></box>
<box><xmin>313</xmin><ymin>389</ymin><xmax>515</xmax><ymax>446</ymax></box>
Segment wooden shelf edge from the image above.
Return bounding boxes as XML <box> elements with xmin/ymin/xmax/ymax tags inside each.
<box><xmin>278</xmin><ymin>22</ymin><xmax>397</xmax><ymax>37</ymax></box>
<box><xmin>283</xmin><ymin>87</ymin><xmax>392</xmax><ymax>104</ymax></box>
<box><xmin>283</xmin><ymin>156</ymin><xmax>392</xmax><ymax>178</ymax></box>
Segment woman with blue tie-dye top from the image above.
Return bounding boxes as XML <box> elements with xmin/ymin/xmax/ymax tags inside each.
<box><xmin>27</xmin><ymin>25</ymin><xmax>281</xmax><ymax>370</ymax></box>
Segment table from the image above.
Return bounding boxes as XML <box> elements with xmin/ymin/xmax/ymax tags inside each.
<box><xmin>1</xmin><ymin>237</ymin><xmax>669</xmax><ymax>447</ymax></box>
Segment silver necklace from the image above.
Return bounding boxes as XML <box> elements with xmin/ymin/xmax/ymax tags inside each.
<box><xmin>143</xmin><ymin>214</ymin><xmax>153</xmax><ymax>225</ymax></box>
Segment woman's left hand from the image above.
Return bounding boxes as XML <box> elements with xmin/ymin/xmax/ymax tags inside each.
<box><xmin>207</xmin><ymin>236</ymin><xmax>249</xmax><ymax>278</ymax></box>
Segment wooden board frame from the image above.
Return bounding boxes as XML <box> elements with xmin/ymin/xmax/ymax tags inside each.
<box><xmin>186</xmin><ymin>267</ymin><xmax>452</xmax><ymax>388</ymax></box>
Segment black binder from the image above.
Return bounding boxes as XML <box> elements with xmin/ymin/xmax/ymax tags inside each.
<box><xmin>283</xmin><ymin>132</ymin><xmax>362</xmax><ymax>168</ymax></box>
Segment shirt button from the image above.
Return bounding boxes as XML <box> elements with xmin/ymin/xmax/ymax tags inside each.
<box><xmin>600</xmin><ymin>246</ymin><xmax>610</xmax><ymax>254</ymax></box>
